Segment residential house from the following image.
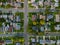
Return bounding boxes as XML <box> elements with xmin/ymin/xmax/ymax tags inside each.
<box><xmin>32</xmin><ymin>2</ymin><xmax>38</xmax><ymax>9</ymax></box>
<box><xmin>55</xmin><ymin>0</ymin><xmax>59</xmax><ymax>2</ymax></box>
<box><xmin>5</xmin><ymin>40</ymin><xmax>12</xmax><ymax>44</ymax></box>
<box><xmin>32</xmin><ymin>15</ymin><xmax>36</xmax><ymax>21</ymax></box>
<box><xmin>2</xmin><ymin>15</ymin><xmax>7</xmax><ymax>19</ymax></box>
<box><xmin>50</xmin><ymin>40</ymin><xmax>56</xmax><ymax>44</ymax></box>
<box><xmin>13</xmin><ymin>23</ymin><xmax>16</xmax><ymax>28</ymax></box>
<box><xmin>16</xmin><ymin>0</ymin><xmax>21</xmax><ymax>2</ymax></box>
<box><xmin>54</xmin><ymin>2</ymin><xmax>59</xmax><ymax>7</ymax></box>
<box><xmin>57</xmin><ymin>40</ymin><xmax>60</xmax><ymax>45</ymax></box>
<box><xmin>32</xmin><ymin>26</ymin><xmax>38</xmax><ymax>31</ymax></box>
<box><xmin>0</xmin><ymin>2</ymin><xmax>2</xmax><ymax>5</ymax></box>
<box><xmin>39</xmin><ymin>15</ymin><xmax>45</xmax><ymax>20</ymax></box>
<box><xmin>55</xmin><ymin>24</ymin><xmax>60</xmax><ymax>30</ymax></box>
<box><xmin>0</xmin><ymin>27</ymin><xmax>3</xmax><ymax>32</ymax></box>
<box><xmin>13</xmin><ymin>23</ymin><xmax>21</xmax><ymax>30</ymax></box>
<box><xmin>45</xmin><ymin>40</ymin><xmax>56</xmax><ymax>44</ymax></box>
<box><xmin>2</xmin><ymin>23</ymin><xmax>5</xmax><ymax>32</ymax></box>
<box><xmin>8</xmin><ymin>15</ymin><xmax>14</xmax><ymax>21</ymax></box>
<box><xmin>38</xmin><ymin>0</ymin><xmax>43</xmax><ymax>7</ymax></box>
<box><xmin>51</xmin><ymin>3</ymin><xmax>55</xmax><ymax>9</ymax></box>
<box><xmin>0</xmin><ymin>15</ymin><xmax>3</xmax><ymax>18</ymax></box>
<box><xmin>45</xmin><ymin>22</ymin><xmax>51</xmax><ymax>31</ymax></box>
<box><xmin>15</xmin><ymin>2</ymin><xmax>21</xmax><ymax>8</ymax></box>
<box><xmin>0</xmin><ymin>40</ymin><xmax>4</xmax><ymax>45</ymax></box>
<box><xmin>16</xmin><ymin>42</ymin><xmax>21</xmax><ymax>45</ymax></box>
<box><xmin>45</xmin><ymin>40</ymin><xmax>51</xmax><ymax>44</ymax></box>
<box><xmin>55</xmin><ymin>14</ymin><xmax>60</xmax><ymax>22</ymax></box>
<box><xmin>15</xmin><ymin>23</ymin><xmax>21</xmax><ymax>30</ymax></box>
<box><xmin>7</xmin><ymin>0</ymin><xmax>12</xmax><ymax>3</ymax></box>
<box><xmin>16</xmin><ymin>16</ymin><xmax>20</xmax><ymax>22</ymax></box>
<box><xmin>39</xmin><ymin>39</ymin><xmax>45</xmax><ymax>44</ymax></box>
<box><xmin>44</xmin><ymin>0</ymin><xmax>51</xmax><ymax>7</ymax></box>
<box><xmin>47</xmin><ymin>14</ymin><xmax>53</xmax><ymax>21</ymax></box>
<box><xmin>40</xmin><ymin>26</ymin><xmax>45</xmax><ymax>32</ymax></box>
<box><xmin>31</xmin><ymin>38</ymin><xmax>36</xmax><ymax>43</ymax></box>
<box><xmin>31</xmin><ymin>0</ymin><xmax>35</xmax><ymax>3</ymax></box>
<box><xmin>5</xmin><ymin>24</ymin><xmax>9</xmax><ymax>32</ymax></box>
<box><xmin>8</xmin><ymin>23</ymin><xmax>13</xmax><ymax>32</ymax></box>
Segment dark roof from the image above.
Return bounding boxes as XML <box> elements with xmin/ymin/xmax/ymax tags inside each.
<box><xmin>0</xmin><ymin>40</ymin><xmax>4</xmax><ymax>43</ymax></box>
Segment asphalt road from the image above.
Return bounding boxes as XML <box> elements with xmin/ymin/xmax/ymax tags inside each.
<box><xmin>24</xmin><ymin>0</ymin><xmax>29</xmax><ymax>45</ymax></box>
<box><xmin>0</xmin><ymin>8</ymin><xmax>45</xmax><ymax>12</ymax></box>
<box><xmin>0</xmin><ymin>1</ymin><xmax>60</xmax><ymax>45</ymax></box>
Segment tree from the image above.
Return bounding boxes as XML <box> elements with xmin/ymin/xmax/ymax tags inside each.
<box><xmin>2</xmin><ymin>0</ymin><xmax>7</xmax><ymax>2</ymax></box>
<box><xmin>5</xmin><ymin>4</ymin><xmax>12</xmax><ymax>8</ymax></box>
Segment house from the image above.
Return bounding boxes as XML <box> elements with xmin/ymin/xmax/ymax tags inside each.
<box><xmin>2</xmin><ymin>15</ymin><xmax>7</xmax><ymax>19</ymax></box>
<box><xmin>13</xmin><ymin>23</ymin><xmax>21</xmax><ymax>30</ymax></box>
<box><xmin>31</xmin><ymin>0</ymin><xmax>43</xmax><ymax>9</ymax></box>
<box><xmin>13</xmin><ymin>23</ymin><xmax>16</xmax><ymax>28</ymax></box>
<box><xmin>16</xmin><ymin>42</ymin><xmax>21</xmax><ymax>45</ymax></box>
<box><xmin>0</xmin><ymin>2</ymin><xmax>3</xmax><ymax>5</ymax></box>
<box><xmin>32</xmin><ymin>2</ymin><xmax>38</xmax><ymax>9</ymax></box>
<box><xmin>55</xmin><ymin>24</ymin><xmax>60</xmax><ymax>30</ymax></box>
<box><xmin>39</xmin><ymin>39</ymin><xmax>45</xmax><ymax>44</ymax></box>
<box><xmin>32</xmin><ymin>26</ymin><xmax>38</xmax><ymax>31</ymax></box>
<box><xmin>57</xmin><ymin>40</ymin><xmax>60</xmax><ymax>45</ymax></box>
<box><xmin>32</xmin><ymin>15</ymin><xmax>36</xmax><ymax>21</ymax></box>
<box><xmin>15</xmin><ymin>2</ymin><xmax>21</xmax><ymax>7</ymax></box>
<box><xmin>5</xmin><ymin>24</ymin><xmax>9</xmax><ymax>32</ymax></box>
<box><xmin>2</xmin><ymin>23</ymin><xmax>5</xmax><ymax>32</ymax></box>
<box><xmin>8</xmin><ymin>15</ymin><xmax>14</xmax><ymax>21</ymax></box>
<box><xmin>50</xmin><ymin>40</ymin><xmax>56</xmax><ymax>44</ymax></box>
<box><xmin>8</xmin><ymin>23</ymin><xmax>13</xmax><ymax>32</ymax></box>
<box><xmin>16</xmin><ymin>16</ymin><xmax>20</xmax><ymax>22</ymax></box>
<box><xmin>47</xmin><ymin>14</ymin><xmax>53</xmax><ymax>19</ymax></box>
<box><xmin>45</xmin><ymin>22</ymin><xmax>51</xmax><ymax>31</ymax></box>
<box><xmin>45</xmin><ymin>40</ymin><xmax>51</xmax><ymax>44</ymax></box>
<box><xmin>0</xmin><ymin>15</ymin><xmax>3</xmax><ymax>18</ymax></box>
<box><xmin>51</xmin><ymin>4</ymin><xmax>55</xmax><ymax>9</ymax></box>
<box><xmin>0</xmin><ymin>27</ymin><xmax>3</xmax><ymax>32</ymax></box>
<box><xmin>31</xmin><ymin>0</ymin><xmax>35</xmax><ymax>3</ymax></box>
<box><xmin>0</xmin><ymin>40</ymin><xmax>4</xmax><ymax>45</ymax></box>
<box><xmin>55</xmin><ymin>0</ymin><xmax>59</xmax><ymax>2</ymax></box>
<box><xmin>7</xmin><ymin>0</ymin><xmax>12</xmax><ymax>3</ymax></box>
<box><xmin>44</xmin><ymin>0</ymin><xmax>51</xmax><ymax>7</ymax></box>
<box><xmin>38</xmin><ymin>0</ymin><xmax>43</xmax><ymax>7</ymax></box>
<box><xmin>16</xmin><ymin>0</ymin><xmax>21</xmax><ymax>2</ymax></box>
<box><xmin>54</xmin><ymin>2</ymin><xmax>59</xmax><ymax>7</ymax></box>
<box><xmin>5</xmin><ymin>40</ymin><xmax>12</xmax><ymax>44</ymax></box>
<box><xmin>55</xmin><ymin>14</ymin><xmax>60</xmax><ymax>22</ymax></box>
<box><xmin>40</xmin><ymin>26</ymin><xmax>45</xmax><ymax>32</ymax></box>
<box><xmin>40</xmin><ymin>15</ymin><xmax>45</xmax><ymax>20</ymax></box>
<box><xmin>31</xmin><ymin>38</ymin><xmax>36</xmax><ymax>43</ymax></box>
<box><xmin>15</xmin><ymin>23</ymin><xmax>21</xmax><ymax>30</ymax></box>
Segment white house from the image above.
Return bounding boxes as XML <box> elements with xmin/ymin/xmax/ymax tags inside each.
<box><xmin>39</xmin><ymin>0</ymin><xmax>43</xmax><ymax>7</ymax></box>
<box><xmin>57</xmin><ymin>40</ymin><xmax>60</xmax><ymax>45</ymax></box>
<box><xmin>55</xmin><ymin>25</ymin><xmax>60</xmax><ymax>30</ymax></box>
<box><xmin>16</xmin><ymin>42</ymin><xmax>21</xmax><ymax>45</ymax></box>
<box><xmin>31</xmin><ymin>0</ymin><xmax>35</xmax><ymax>3</ymax></box>
<box><xmin>31</xmin><ymin>38</ymin><xmax>36</xmax><ymax>42</ymax></box>
<box><xmin>55</xmin><ymin>14</ymin><xmax>60</xmax><ymax>22</ymax></box>
<box><xmin>54</xmin><ymin>2</ymin><xmax>59</xmax><ymax>7</ymax></box>
<box><xmin>2</xmin><ymin>15</ymin><xmax>7</xmax><ymax>19</ymax></box>
<box><xmin>55</xmin><ymin>0</ymin><xmax>59</xmax><ymax>2</ymax></box>
<box><xmin>5</xmin><ymin>40</ymin><xmax>12</xmax><ymax>44</ymax></box>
